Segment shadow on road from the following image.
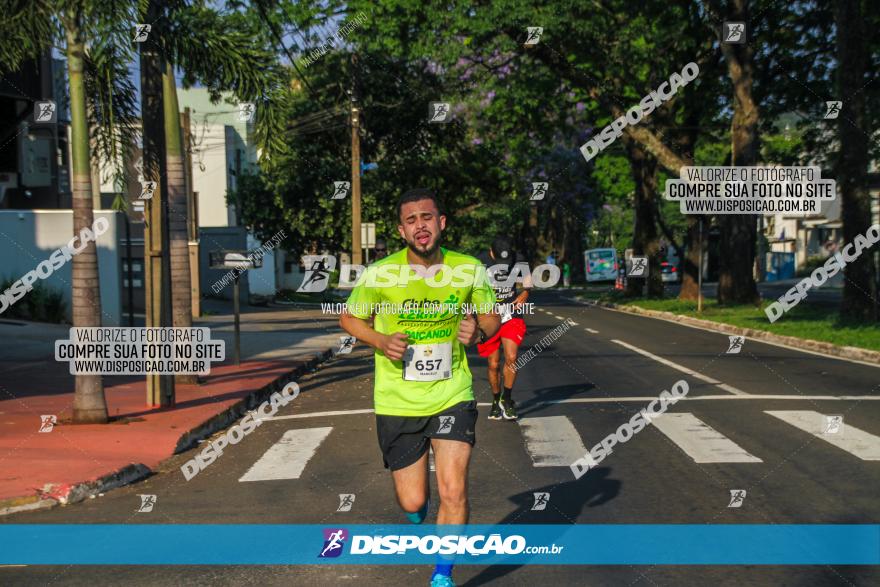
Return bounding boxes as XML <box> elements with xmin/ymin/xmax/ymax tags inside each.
<box><xmin>514</xmin><ymin>383</ymin><xmax>596</xmax><ymax>418</ymax></box>
<box><xmin>463</xmin><ymin>467</ymin><xmax>621</xmax><ymax>586</ymax></box>
<box><xmin>297</xmin><ymin>364</ymin><xmax>376</xmax><ymax>395</ymax></box>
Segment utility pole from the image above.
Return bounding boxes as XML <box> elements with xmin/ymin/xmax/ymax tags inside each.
<box><xmin>182</xmin><ymin>108</ymin><xmax>201</xmax><ymax>318</ymax></box>
<box><xmin>140</xmin><ymin>0</ymin><xmax>175</xmax><ymax>407</ymax></box>
<box><xmin>350</xmin><ymin>53</ymin><xmax>362</xmax><ymax>266</ymax></box>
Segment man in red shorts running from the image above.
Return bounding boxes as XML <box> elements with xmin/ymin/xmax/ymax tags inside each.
<box><xmin>477</xmin><ymin>236</ymin><xmax>532</xmax><ymax>421</ymax></box>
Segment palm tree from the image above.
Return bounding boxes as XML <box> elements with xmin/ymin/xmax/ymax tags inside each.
<box><xmin>157</xmin><ymin>2</ymin><xmax>293</xmax><ymax>371</ymax></box>
<box><xmin>161</xmin><ymin>66</ymin><xmax>196</xmax><ymax>383</ymax></box>
<box><xmin>64</xmin><ymin>11</ymin><xmax>108</xmax><ymax>422</ymax></box>
<box><xmin>1</xmin><ymin>1</ymin><xmax>139</xmax><ymax>423</ymax></box>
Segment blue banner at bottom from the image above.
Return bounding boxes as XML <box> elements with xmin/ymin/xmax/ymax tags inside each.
<box><xmin>1</xmin><ymin>525</ymin><xmax>878</xmax><ymax>565</ymax></box>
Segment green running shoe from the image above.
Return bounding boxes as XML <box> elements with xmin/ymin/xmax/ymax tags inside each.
<box><xmin>488</xmin><ymin>399</ymin><xmax>502</xmax><ymax>420</ymax></box>
<box><xmin>499</xmin><ymin>398</ymin><xmax>518</xmax><ymax>420</ymax></box>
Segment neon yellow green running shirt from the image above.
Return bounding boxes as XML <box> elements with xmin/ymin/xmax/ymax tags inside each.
<box><xmin>345</xmin><ymin>247</ymin><xmax>496</xmax><ymax>416</ymax></box>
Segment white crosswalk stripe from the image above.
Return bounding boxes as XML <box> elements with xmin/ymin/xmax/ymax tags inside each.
<box><xmin>518</xmin><ymin>416</ymin><xmax>588</xmax><ymax>467</ymax></box>
<box><xmin>611</xmin><ymin>339</ymin><xmax>749</xmax><ymax>396</ymax></box>
<box><xmin>765</xmin><ymin>411</ymin><xmax>880</xmax><ymax>460</ymax></box>
<box><xmin>239</xmin><ymin>427</ymin><xmax>333</xmax><ymax>482</ymax></box>
<box><xmin>234</xmin><ymin>410</ymin><xmax>879</xmax><ymax>483</ymax></box>
<box><xmin>651</xmin><ymin>413</ymin><xmax>763</xmax><ymax>463</ymax></box>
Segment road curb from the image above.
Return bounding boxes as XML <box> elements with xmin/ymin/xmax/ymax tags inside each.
<box><xmin>173</xmin><ymin>349</ymin><xmax>334</xmax><ymax>453</ymax></box>
<box><xmin>0</xmin><ymin>463</ymin><xmax>152</xmax><ymax>517</ymax></box>
<box><xmin>582</xmin><ymin>299</ymin><xmax>880</xmax><ymax>365</ymax></box>
<box><xmin>0</xmin><ymin>348</ymin><xmax>336</xmax><ymax>517</ymax></box>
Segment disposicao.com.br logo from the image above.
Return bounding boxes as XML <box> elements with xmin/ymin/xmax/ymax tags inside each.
<box><xmin>317</xmin><ymin>528</ymin><xmax>563</xmax><ymax>558</ymax></box>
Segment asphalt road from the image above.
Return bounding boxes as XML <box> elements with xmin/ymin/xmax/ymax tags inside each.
<box><xmin>3</xmin><ymin>291</ymin><xmax>879</xmax><ymax>586</ymax></box>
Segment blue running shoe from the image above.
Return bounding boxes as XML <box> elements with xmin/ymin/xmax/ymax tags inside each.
<box><xmin>430</xmin><ymin>573</ymin><xmax>455</xmax><ymax>587</ymax></box>
<box><xmin>406</xmin><ymin>499</ymin><xmax>430</xmax><ymax>524</ymax></box>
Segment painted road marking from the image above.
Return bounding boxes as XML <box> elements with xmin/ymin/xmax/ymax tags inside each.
<box><xmin>585</xmin><ymin>300</ymin><xmax>880</xmax><ymax>370</ymax></box>
<box><xmin>765</xmin><ymin>410</ymin><xmax>880</xmax><ymax>460</ymax></box>
<box><xmin>258</xmin><ymin>409</ymin><xmax>375</xmax><ymax>421</ymax></box>
<box><xmin>611</xmin><ymin>339</ymin><xmax>749</xmax><ymax>396</ymax></box>
<box><xmin>554</xmin><ymin>315</ymin><xmax>565</xmax><ymax>320</ymax></box>
<box><xmin>239</xmin><ymin>427</ymin><xmax>333</xmax><ymax>482</ymax></box>
<box><xmin>585</xmin><ymin>328</ymin><xmax>599</xmax><ymax>334</ymax></box>
<box><xmin>651</xmin><ymin>413</ymin><xmax>762</xmax><ymax>463</ymax></box>
<box><xmin>256</xmin><ymin>396</ymin><xmax>880</xmax><ymax>420</ymax></box>
<box><xmin>569</xmin><ymin>321</ymin><xmax>579</xmax><ymax>326</ymax></box>
<box><xmin>518</xmin><ymin>416</ymin><xmax>588</xmax><ymax>467</ymax></box>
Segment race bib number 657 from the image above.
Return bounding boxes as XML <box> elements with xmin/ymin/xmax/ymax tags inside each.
<box><xmin>403</xmin><ymin>342</ymin><xmax>452</xmax><ymax>382</ymax></box>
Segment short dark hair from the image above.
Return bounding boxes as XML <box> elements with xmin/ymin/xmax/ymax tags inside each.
<box><xmin>396</xmin><ymin>188</ymin><xmax>443</xmax><ymax>222</ymax></box>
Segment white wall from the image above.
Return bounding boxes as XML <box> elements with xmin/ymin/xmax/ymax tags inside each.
<box><xmin>0</xmin><ymin>210</ymin><xmax>122</xmax><ymax>325</ymax></box>
<box><xmin>191</xmin><ymin>122</ymin><xmax>237</xmax><ymax>228</ymax></box>
<box><xmin>245</xmin><ymin>232</ymin><xmax>277</xmax><ymax>296</ymax></box>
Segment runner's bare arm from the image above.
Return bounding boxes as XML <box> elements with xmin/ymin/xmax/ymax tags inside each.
<box><xmin>512</xmin><ymin>289</ymin><xmax>529</xmax><ymax>309</ymax></box>
<box><xmin>512</xmin><ymin>262</ymin><xmax>532</xmax><ymax>309</ymax></box>
<box><xmin>339</xmin><ymin>311</ymin><xmax>409</xmax><ymax>360</ymax></box>
<box><xmin>475</xmin><ymin>310</ymin><xmax>501</xmax><ymax>340</ymax></box>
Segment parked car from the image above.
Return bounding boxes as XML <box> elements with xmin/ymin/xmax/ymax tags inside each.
<box><xmin>661</xmin><ymin>261</ymin><xmax>680</xmax><ymax>283</ymax></box>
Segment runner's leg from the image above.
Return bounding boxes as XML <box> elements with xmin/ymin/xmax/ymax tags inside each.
<box><xmin>430</xmin><ymin>438</ymin><xmax>470</xmax><ymax>584</ymax></box>
<box><xmin>391</xmin><ymin>450</ymin><xmax>430</xmax><ymax>516</ymax></box>
<box><xmin>486</xmin><ymin>348</ymin><xmax>502</xmax><ymax>395</ymax></box>
<box><xmin>486</xmin><ymin>348</ymin><xmax>503</xmax><ymax>420</ymax></box>
<box><xmin>430</xmin><ymin>437</ymin><xmax>471</xmax><ymax>525</ymax></box>
<box><xmin>501</xmin><ymin>336</ymin><xmax>520</xmax><ymax>391</ymax></box>
<box><xmin>499</xmin><ymin>336</ymin><xmax>521</xmax><ymax>420</ymax></box>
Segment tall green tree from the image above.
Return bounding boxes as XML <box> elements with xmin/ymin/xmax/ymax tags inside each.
<box><xmin>314</xmin><ymin>0</ymin><xmax>725</xmax><ymax>298</ymax></box>
<box><xmin>835</xmin><ymin>0</ymin><xmax>877</xmax><ymax>321</ymax></box>
<box><xmin>231</xmin><ymin>48</ymin><xmax>518</xmax><ymax>257</ymax></box>
<box><xmin>743</xmin><ymin>0</ymin><xmax>879</xmax><ymax>318</ymax></box>
<box><xmin>714</xmin><ymin>0</ymin><xmax>760</xmax><ymax>304</ymax></box>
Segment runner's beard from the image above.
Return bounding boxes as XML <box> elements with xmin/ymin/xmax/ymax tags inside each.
<box><xmin>407</xmin><ymin>234</ymin><xmax>441</xmax><ymax>259</ymax></box>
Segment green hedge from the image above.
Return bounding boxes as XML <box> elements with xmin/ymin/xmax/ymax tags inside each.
<box><xmin>0</xmin><ymin>277</ymin><xmax>68</xmax><ymax>323</ymax></box>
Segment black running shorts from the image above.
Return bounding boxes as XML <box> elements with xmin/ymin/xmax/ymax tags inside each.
<box><xmin>375</xmin><ymin>400</ymin><xmax>478</xmax><ymax>471</ymax></box>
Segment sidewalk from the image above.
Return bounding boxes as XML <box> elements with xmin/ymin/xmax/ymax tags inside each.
<box><xmin>0</xmin><ymin>300</ymin><xmax>343</xmax><ymax>513</ymax></box>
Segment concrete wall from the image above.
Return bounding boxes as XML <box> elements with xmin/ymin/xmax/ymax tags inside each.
<box><xmin>0</xmin><ymin>210</ymin><xmax>122</xmax><ymax>325</ymax></box>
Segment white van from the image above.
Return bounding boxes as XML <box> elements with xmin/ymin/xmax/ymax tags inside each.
<box><xmin>584</xmin><ymin>248</ymin><xmax>618</xmax><ymax>282</ymax></box>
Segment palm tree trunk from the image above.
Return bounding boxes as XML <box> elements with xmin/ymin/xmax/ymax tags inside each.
<box><xmin>162</xmin><ymin>65</ymin><xmax>196</xmax><ymax>383</ymax></box>
<box><xmin>66</xmin><ymin>21</ymin><xmax>108</xmax><ymax>423</ymax></box>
